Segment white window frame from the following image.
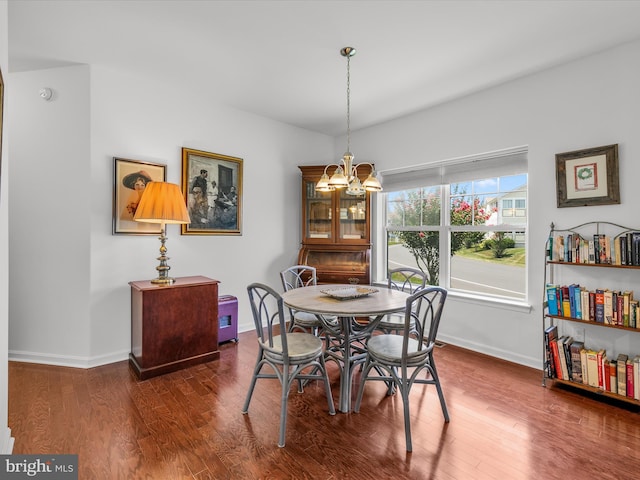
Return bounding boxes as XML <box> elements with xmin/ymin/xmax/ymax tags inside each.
<box><xmin>373</xmin><ymin>146</ymin><xmax>531</xmax><ymax>312</ymax></box>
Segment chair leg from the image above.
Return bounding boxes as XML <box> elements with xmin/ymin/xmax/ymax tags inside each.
<box><xmin>319</xmin><ymin>356</ymin><xmax>336</xmax><ymax>415</ymax></box>
<box><xmin>353</xmin><ymin>358</ymin><xmax>373</xmax><ymax>413</ymax></box>
<box><xmin>399</xmin><ymin>382</ymin><xmax>413</xmax><ymax>452</ymax></box>
<box><xmin>429</xmin><ymin>356</ymin><xmax>450</xmax><ymax>422</ymax></box>
<box><xmin>278</xmin><ymin>368</ymin><xmax>291</xmax><ymax>448</ymax></box>
<box><xmin>241</xmin><ymin>354</ymin><xmax>264</xmax><ymax>413</ymax></box>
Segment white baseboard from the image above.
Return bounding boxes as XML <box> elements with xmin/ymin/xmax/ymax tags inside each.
<box><xmin>0</xmin><ymin>427</ymin><xmax>14</xmax><ymax>454</ymax></box>
<box><xmin>8</xmin><ymin>349</ymin><xmax>129</xmax><ymax>369</ymax></box>
<box><xmin>437</xmin><ymin>333</ymin><xmax>541</xmax><ymax>371</ymax></box>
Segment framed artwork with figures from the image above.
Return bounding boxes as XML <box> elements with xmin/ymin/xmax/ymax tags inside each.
<box><xmin>112</xmin><ymin>157</ymin><xmax>167</xmax><ymax>234</ymax></box>
<box><xmin>181</xmin><ymin>147</ymin><xmax>243</xmax><ymax>235</ymax></box>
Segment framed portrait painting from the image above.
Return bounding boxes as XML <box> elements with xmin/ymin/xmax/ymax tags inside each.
<box><xmin>555</xmin><ymin>144</ymin><xmax>620</xmax><ymax>208</ymax></box>
<box><xmin>113</xmin><ymin>157</ymin><xmax>167</xmax><ymax>234</ymax></box>
<box><xmin>181</xmin><ymin>147</ymin><xmax>243</xmax><ymax>235</ymax></box>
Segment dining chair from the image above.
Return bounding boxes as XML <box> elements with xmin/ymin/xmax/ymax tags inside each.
<box><xmin>354</xmin><ymin>286</ymin><xmax>449</xmax><ymax>452</ymax></box>
<box><xmin>280</xmin><ymin>265</ymin><xmax>337</xmax><ymax>334</ymax></box>
<box><xmin>242</xmin><ymin>283</ymin><xmax>336</xmax><ymax>447</ymax></box>
<box><xmin>375</xmin><ymin>267</ymin><xmax>427</xmax><ymax>334</ymax></box>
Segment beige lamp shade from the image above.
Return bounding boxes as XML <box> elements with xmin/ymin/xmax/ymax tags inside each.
<box><xmin>133</xmin><ymin>182</ymin><xmax>190</xmax><ymax>224</ymax></box>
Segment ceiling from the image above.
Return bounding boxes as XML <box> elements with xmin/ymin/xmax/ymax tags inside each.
<box><xmin>8</xmin><ymin>0</ymin><xmax>640</xmax><ymax>136</ymax></box>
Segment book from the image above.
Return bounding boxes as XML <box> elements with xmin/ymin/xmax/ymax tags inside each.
<box><xmin>623</xmin><ymin>291</ymin><xmax>631</xmax><ymax>327</ymax></box>
<box><xmin>630</xmin><ymin>300</ymin><xmax>638</xmax><ymax>328</ymax></box>
<box><xmin>588</xmin><ymin>291</ymin><xmax>596</xmax><ymax>321</ymax></box>
<box><xmin>626</xmin><ymin>358</ymin><xmax>634</xmax><ymax>398</ymax></box>
<box><xmin>549</xmin><ymin>338</ymin><xmax>563</xmax><ymax>380</ymax></box>
<box><xmin>617</xmin><ymin>354</ymin><xmax>628</xmax><ymax>396</ymax></box>
<box><xmin>546</xmin><ymin>284</ymin><xmax>559</xmax><ymax>316</ymax></box>
<box><xmin>593</xmin><ymin>234</ymin><xmax>600</xmax><ymax>264</ymax></box>
<box><xmin>580</xmin><ymin>348</ymin><xmax>588</xmax><ymax>385</ymax></box>
<box><xmin>586</xmin><ymin>349</ymin><xmax>599</xmax><ymax>388</ymax></box>
<box><xmin>603</xmin><ymin>290</ymin><xmax>613</xmax><ymax>324</ymax></box>
<box><xmin>619</xmin><ymin>235</ymin><xmax>627</xmax><ymax>265</ymax></box>
<box><xmin>555</xmin><ymin>235</ymin><xmax>565</xmax><ymax>263</ymax></box>
<box><xmin>603</xmin><ymin>358</ymin><xmax>611</xmax><ymax>391</ymax></box>
<box><xmin>594</xmin><ymin>289</ymin><xmax>605</xmax><ymax>323</ymax></box>
<box><xmin>568</xmin><ymin>284</ymin><xmax>579</xmax><ymax>318</ymax></box>
<box><xmin>614</xmin><ymin>235</ymin><xmax>621</xmax><ymax>265</ymax></box>
<box><xmin>597</xmin><ymin>349</ymin><xmax>606</xmax><ymax>389</ymax></box>
<box><xmin>544</xmin><ymin>325</ymin><xmax>558</xmax><ymax>378</ymax></box>
<box><xmin>634</xmin><ymin>355</ymin><xmax>640</xmax><ymax>400</ymax></box>
<box><xmin>556</xmin><ymin>336</ymin><xmax>570</xmax><ymax>380</ymax></box>
<box><xmin>561</xmin><ymin>286</ymin><xmax>571</xmax><ymax>317</ymax></box>
<box><xmin>581</xmin><ymin>289</ymin><xmax>590</xmax><ymax>320</ymax></box>
<box><xmin>569</xmin><ymin>341</ymin><xmax>584</xmax><ymax>383</ymax></box>
<box><xmin>609</xmin><ymin>360</ymin><xmax>618</xmax><ymax>394</ymax></box>
<box><xmin>588</xmin><ymin>239</ymin><xmax>595</xmax><ymax>264</ymax></box>
<box><xmin>563</xmin><ymin>337</ymin><xmax>574</xmax><ymax>381</ymax></box>
<box><xmin>633</xmin><ymin>232</ymin><xmax>640</xmax><ymax>266</ymax></box>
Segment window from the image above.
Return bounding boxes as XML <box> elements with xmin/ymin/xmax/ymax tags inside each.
<box><xmin>380</xmin><ymin>147</ymin><xmax>528</xmax><ymax>303</ymax></box>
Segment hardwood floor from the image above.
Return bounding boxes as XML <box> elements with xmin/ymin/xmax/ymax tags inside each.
<box><xmin>8</xmin><ymin>333</ymin><xmax>640</xmax><ymax>479</ymax></box>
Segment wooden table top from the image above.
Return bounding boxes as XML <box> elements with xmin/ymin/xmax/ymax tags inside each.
<box><xmin>281</xmin><ymin>284</ymin><xmax>409</xmax><ymax>317</ymax></box>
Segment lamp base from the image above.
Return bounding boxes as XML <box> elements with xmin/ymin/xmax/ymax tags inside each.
<box><xmin>150</xmin><ymin>277</ymin><xmax>175</xmax><ymax>285</ymax></box>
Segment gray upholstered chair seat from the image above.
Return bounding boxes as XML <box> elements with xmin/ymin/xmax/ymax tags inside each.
<box><xmin>263</xmin><ymin>333</ymin><xmax>324</xmax><ymax>364</ymax></box>
<box><xmin>293</xmin><ymin>311</ymin><xmax>338</xmax><ymax>327</ymax></box>
<box><xmin>366</xmin><ymin>334</ymin><xmax>430</xmax><ymax>366</ymax></box>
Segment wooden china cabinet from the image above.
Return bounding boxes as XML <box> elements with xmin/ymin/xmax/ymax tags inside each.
<box><xmin>297</xmin><ymin>165</ymin><xmax>372</xmax><ymax>285</ymax></box>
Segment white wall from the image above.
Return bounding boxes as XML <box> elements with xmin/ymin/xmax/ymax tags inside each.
<box><xmin>0</xmin><ymin>0</ymin><xmax>14</xmax><ymax>455</ymax></box>
<box><xmin>8</xmin><ymin>63</ymin><xmax>333</xmax><ymax>367</ymax></box>
<box><xmin>349</xmin><ymin>39</ymin><xmax>640</xmax><ymax>368</ymax></box>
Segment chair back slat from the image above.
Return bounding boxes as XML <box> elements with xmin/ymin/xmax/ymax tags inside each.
<box><xmin>403</xmin><ymin>287</ymin><xmax>447</xmax><ymax>358</ymax></box>
<box><xmin>280</xmin><ymin>265</ymin><xmax>317</xmax><ymax>292</ymax></box>
<box><xmin>247</xmin><ymin>282</ymin><xmax>287</xmax><ymax>352</ymax></box>
<box><xmin>387</xmin><ymin>267</ymin><xmax>427</xmax><ymax>294</ymax></box>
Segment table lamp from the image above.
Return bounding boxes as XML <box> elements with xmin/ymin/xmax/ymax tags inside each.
<box><xmin>133</xmin><ymin>182</ymin><xmax>191</xmax><ymax>284</ymax></box>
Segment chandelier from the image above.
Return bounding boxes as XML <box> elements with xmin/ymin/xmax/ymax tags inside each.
<box><xmin>315</xmin><ymin>47</ymin><xmax>382</xmax><ymax>196</ymax></box>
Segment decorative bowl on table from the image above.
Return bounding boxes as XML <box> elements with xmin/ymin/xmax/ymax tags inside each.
<box><xmin>320</xmin><ymin>286</ymin><xmax>379</xmax><ymax>300</ymax></box>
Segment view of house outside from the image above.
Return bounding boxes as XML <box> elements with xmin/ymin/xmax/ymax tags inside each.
<box><xmin>386</xmin><ymin>174</ymin><xmax>527</xmax><ymax>301</ymax></box>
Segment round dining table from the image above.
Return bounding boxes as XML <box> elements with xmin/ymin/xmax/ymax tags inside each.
<box><xmin>281</xmin><ymin>284</ymin><xmax>409</xmax><ymax>413</ymax></box>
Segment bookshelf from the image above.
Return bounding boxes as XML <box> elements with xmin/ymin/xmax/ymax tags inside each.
<box><xmin>543</xmin><ymin>221</ymin><xmax>640</xmax><ymax>406</ymax></box>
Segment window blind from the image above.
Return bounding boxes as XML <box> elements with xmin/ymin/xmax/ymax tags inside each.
<box><xmin>380</xmin><ymin>145</ymin><xmax>528</xmax><ymax>192</ymax></box>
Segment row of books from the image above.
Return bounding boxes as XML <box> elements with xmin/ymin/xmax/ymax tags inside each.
<box><xmin>545</xmin><ymin>283</ymin><xmax>639</xmax><ymax>328</ymax></box>
<box><xmin>544</xmin><ymin>325</ymin><xmax>640</xmax><ymax>399</ymax></box>
<box><xmin>548</xmin><ymin>232</ymin><xmax>640</xmax><ymax>265</ymax></box>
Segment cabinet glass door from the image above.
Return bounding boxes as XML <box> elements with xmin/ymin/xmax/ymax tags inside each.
<box><xmin>338</xmin><ymin>190</ymin><xmax>367</xmax><ymax>240</ymax></box>
<box><xmin>305</xmin><ymin>181</ymin><xmax>332</xmax><ymax>240</ymax></box>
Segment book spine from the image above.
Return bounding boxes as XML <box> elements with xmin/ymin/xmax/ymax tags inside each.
<box><xmin>580</xmin><ymin>348</ymin><xmax>588</xmax><ymax>385</ymax></box>
<box><xmin>609</xmin><ymin>360</ymin><xmax>618</xmax><ymax>394</ymax></box>
<box><xmin>626</xmin><ymin>359</ymin><xmax>634</xmax><ymax>398</ymax></box>
<box><xmin>604</xmin><ymin>290</ymin><xmax>613</xmax><ymax>325</ymax></box>
<box><xmin>617</xmin><ymin>355</ymin><xmax>628</xmax><ymax>396</ymax></box>
<box><xmin>597</xmin><ymin>349</ymin><xmax>605</xmax><ymax>389</ymax></box>
<box><xmin>595</xmin><ymin>289</ymin><xmax>605</xmax><ymax>323</ymax></box>
<box><xmin>634</xmin><ymin>356</ymin><xmax>640</xmax><ymax>400</ymax></box>
<box><xmin>589</xmin><ymin>291</ymin><xmax>596</xmax><ymax>322</ymax></box>
<box><xmin>550</xmin><ymin>338</ymin><xmax>562</xmax><ymax>379</ymax></box>
<box><xmin>546</xmin><ymin>284</ymin><xmax>559</xmax><ymax>316</ymax></box>
<box><xmin>586</xmin><ymin>350</ymin><xmax>599</xmax><ymax>387</ymax></box>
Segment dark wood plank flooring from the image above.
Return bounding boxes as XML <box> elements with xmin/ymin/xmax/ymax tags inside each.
<box><xmin>8</xmin><ymin>333</ymin><xmax>640</xmax><ymax>479</ymax></box>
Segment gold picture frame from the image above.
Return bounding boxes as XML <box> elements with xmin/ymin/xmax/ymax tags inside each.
<box><xmin>181</xmin><ymin>147</ymin><xmax>243</xmax><ymax>235</ymax></box>
<box><xmin>555</xmin><ymin>144</ymin><xmax>620</xmax><ymax>208</ymax></box>
<box><xmin>113</xmin><ymin>157</ymin><xmax>167</xmax><ymax>234</ymax></box>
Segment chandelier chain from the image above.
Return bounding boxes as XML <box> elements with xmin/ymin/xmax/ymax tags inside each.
<box><xmin>346</xmin><ymin>53</ymin><xmax>351</xmax><ymax>154</ymax></box>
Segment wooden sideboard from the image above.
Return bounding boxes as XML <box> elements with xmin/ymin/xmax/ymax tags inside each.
<box><xmin>129</xmin><ymin>275</ymin><xmax>220</xmax><ymax>380</ymax></box>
